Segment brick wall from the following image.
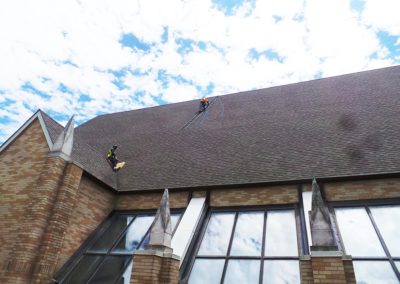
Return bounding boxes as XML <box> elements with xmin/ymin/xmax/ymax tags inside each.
<box><xmin>210</xmin><ymin>185</ymin><xmax>298</xmax><ymax>207</ymax></box>
<box><xmin>324</xmin><ymin>178</ymin><xmax>400</xmax><ymax>201</ymax></box>
<box><xmin>116</xmin><ymin>191</ymin><xmax>188</xmax><ymax>210</ymax></box>
<box><xmin>131</xmin><ymin>253</ymin><xmax>180</xmax><ymax>284</ymax></box>
<box><xmin>57</xmin><ymin>175</ymin><xmax>115</xmax><ymax>270</ymax></box>
<box><xmin>311</xmin><ymin>257</ymin><xmax>347</xmax><ymax>284</ymax></box>
<box><xmin>300</xmin><ymin>257</ymin><xmax>313</xmax><ymax>284</ymax></box>
<box><xmin>0</xmin><ymin>119</ymin><xmax>49</xmax><ymax>274</ymax></box>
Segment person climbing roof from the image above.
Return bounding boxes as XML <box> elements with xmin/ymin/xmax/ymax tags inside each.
<box><xmin>199</xmin><ymin>97</ymin><xmax>209</xmax><ymax>113</ymax></box>
<box><xmin>106</xmin><ymin>145</ymin><xmax>125</xmax><ymax>171</ymax></box>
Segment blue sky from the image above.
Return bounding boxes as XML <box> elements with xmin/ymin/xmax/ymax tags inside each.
<box><xmin>0</xmin><ymin>0</ymin><xmax>399</xmax><ymax>143</ymax></box>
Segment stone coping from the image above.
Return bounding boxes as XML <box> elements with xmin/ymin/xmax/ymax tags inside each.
<box><xmin>134</xmin><ymin>249</ymin><xmax>180</xmax><ymax>261</ymax></box>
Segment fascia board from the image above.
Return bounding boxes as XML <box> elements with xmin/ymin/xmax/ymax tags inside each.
<box><xmin>0</xmin><ymin>110</ymin><xmax>54</xmax><ymax>153</ymax></box>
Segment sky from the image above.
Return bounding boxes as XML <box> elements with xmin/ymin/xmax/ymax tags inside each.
<box><xmin>0</xmin><ymin>0</ymin><xmax>399</xmax><ymax>143</ymax></box>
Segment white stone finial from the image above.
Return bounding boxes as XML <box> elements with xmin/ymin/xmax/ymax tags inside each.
<box><xmin>50</xmin><ymin>115</ymin><xmax>74</xmax><ymax>159</ymax></box>
<box><xmin>148</xmin><ymin>189</ymin><xmax>172</xmax><ymax>251</ymax></box>
<box><xmin>309</xmin><ymin>179</ymin><xmax>337</xmax><ymax>249</ymax></box>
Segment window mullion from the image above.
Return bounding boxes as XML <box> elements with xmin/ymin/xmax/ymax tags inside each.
<box><xmin>366</xmin><ymin>206</ymin><xmax>400</xmax><ymax>280</ymax></box>
<box><xmin>298</xmin><ymin>186</ymin><xmax>310</xmax><ymax>255</ymax></box>
<box><xmin>259</xmin><ymin>210</ymin><xmax>267</xmax><ymax>284</ymax></box>
<box><xmin>220</xmin><ymin>212</ymin><xmax>238</xmax><ymax>284</ymax></box>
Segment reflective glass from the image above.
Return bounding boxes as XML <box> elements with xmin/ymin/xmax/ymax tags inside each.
<box><xmin>263</xmin><ymin>260</ymin><xmax>300</xmax><ymax>284</ymax></box>
<box><xmin>353</xmin><ymin>261</ymin><xmax>398</xmax><ymax>284</ymax></box>
<box><xmin>88</xmin><ymin>256</ymin><xmax>131</xmax><ymax>283</ymax></box>
<box><xmin>88</xmin><ymin>215</ymin><xmax>134</xmax><ymax>253</ymax></box>
<box><xmin>139</xmin><ymin>214</ymin><xmax>180</xmax><ymax>249</ymax></box>
<box><xmin>224</xmin><ymin>259</ymin><xmax>260</xmax><ymax>284</ymax></box>
<box><xmin>396</xmin><ymin>261</ymin><xmax>400</xmax><ymax>272</ymax></box>
<box><xmin>230</xmin><ymin>212</ymin><xmax>264</xmax><ymax>256</ymax></box>
<box><xmin>302</xmin><ymin>191</ymin><xmax>312</xmax><ymax>247</ymax></box>
<box><xmin>265</xmin><ymin>210</ymin><xmax>298</xmax><ymax>256</ymax></box>
<box><xmin>198</xmin><ymin>213</ymin><xmax>235</xmax><ymax>255</ymax></box>
<box><xmin>188</xmin><ymin>259</ymin><xmax>225</xmax><ymax>284</ymax></box>
<box><xmin>117</xmin><ymin>260</ymin><xmax>132</xmax><ymax>284</ymax></box>
<box><xmin>370</xmin><ymin>205</ymin><xmax>400</xmax><ymax>257</ymax></box>
<box><xmin>335</xmin><ymin>208</ymin><xmax>385</xmax><ymax>256</ymax></box>
<box><xmin>113</xmin><ymin>216</ymin><xmax>154</xmax><ymax>253</ymax></box>
<box><xmin>63</xmin><ymin>255</ymin><xmax>103</xmax><ymax>283</ymax></box>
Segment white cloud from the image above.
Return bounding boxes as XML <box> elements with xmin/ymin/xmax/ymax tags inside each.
<box><xmin>362</xmin><ymin>0</ymin><xmax>400</xmax><ymax>35</ymax></box>
<box><xmin>0</xmin><ymin>0</ymin><xmax>399</xmax><ymax>143</ymax></box>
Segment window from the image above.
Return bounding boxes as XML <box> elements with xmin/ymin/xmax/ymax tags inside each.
<box><xmin>187</xmin><ymin>208</ymin><xmax>301</xmax><ymax>284</ymax></box>
<box><xmin>334</xmin><ymin>204</ymin><xmax>400</xmax><ymax>283</ymax></box>
<box><xmin>56</xmin><ymin>211</ymin><xmax>181</xmax><ymax>284</ymax></box>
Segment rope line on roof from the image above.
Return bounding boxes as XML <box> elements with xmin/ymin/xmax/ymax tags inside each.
<box><xmin>180</xmin><ymin>97</ymin><xmax>219</xmax><ymax>130</ymax></box>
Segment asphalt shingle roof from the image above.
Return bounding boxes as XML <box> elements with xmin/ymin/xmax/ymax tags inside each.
<box><xmin>71</xmin><ymin>65</ymin><xmax>400</xmax><ymax>191</ymax></box>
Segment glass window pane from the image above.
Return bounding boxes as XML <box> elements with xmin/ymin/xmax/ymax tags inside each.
<box><xmin>88</xmin><ymin>215</ymin><xmax>134</xmax><ymax>253</ymax></box>
<box><xmin>396</xmin><ymin>261</ymin><xmax>400</xmax><ymax>272</ymax></box>
<box><xmin>113</xmin><ymin>216</ymin><xmax>154</xmax><ymax>253</ymax></box>
<box><xmin>302</xmin><ymin>191</ymin><xmax>312</xmax><ymax>248</ymax></box>
<box><xmin>188</xmin><ymin>259</ymin><xmax>225</xmax><ymax>284</ymax></box>
<box><xmin>63</xmin><ymin>255</ymin><xmax>103</xmax><ymax>284</ymax></box>
<box><xmin>353</xmin><ymin>261</ymin><xmax>398</xmax><ymax>284</ymax></box>
<box><xmin>171</xmin><ymin>214</ymin><xmax>180</xmax><ymax>231</ymax></box>
<box><xmin>370</xmin><ymin>205</ymin><xmax>400</xmax><ymax>257</ymax></box>
<box><xmin>335</xmin><ymin>208</ymin><xmax>385</xmax><ymax>257</ymax></box>
<box><xmin>117</xmin><ymin>260</ymin><xmax>132</xmax><ymax>284</ymax></box>
<box><xmin>139</xmin><ymin>214</ymin><xmax>181</xmax><ymax>250</ymax></box>
<box><xmin>230</xmin><ymin>212</ymin><xmax>264</xmax><ymax>256</ymax></box>
<box><xmin>198</xmin><ymin>213</ymin><xmax>235</xmax><ymax>255</ymax></box>
<box><xmin>263</xmin><ymin>260</ymin><xmax>300</xmax><ymax>284</ymax></box>
<box><xmin>265</xmin><ymin>210</ymin><xmax>298</xmax><ymax>256</ymax></box>
<box><xmin>88</xmin><ymin>256</ymin><xmax>131</xmax><ymax>283</ymax></box>
<box><xmin>224</xmin><ymin>259</ymin><xmax>260</xmax><ymax>284</ymax></box>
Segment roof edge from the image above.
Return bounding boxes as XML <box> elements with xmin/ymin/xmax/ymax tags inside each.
<box><xmin>0</xmin><ymin>109</ymin><xmax>54</xmax><ymax>153</ymax></box>
<box><xmin>115</xmin><ymin>171</ymin><xmax>400</xmax><ymax>194</ymax></box>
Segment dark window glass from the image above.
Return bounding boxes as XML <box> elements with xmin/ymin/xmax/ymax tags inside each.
<box><xmin>63</xmin><ymin>255</ymin><xmax>103</xmax><ymax>284</ymax></box>
<box><xmin>88</xmin><ymin>256</ymin><xmax>131</xmax><ymax>283</ymax></box>
<box><xmin>188</xmin><ymin>208</ymin><xmax>300</xmax><ymax>284</ymax></box>
<box><xmin>113</xmin><ymin>216</ymin><xmax>154</xmax><ymax>253</ymax></box>
<box><xmin>88</xmin><ymin>215</ymin><xmax>134</xmax><ymax>253</ymax></box>
<box><xmin>59</xmin><ymin>211</ymin><xmax>181</xmax><ymax>283</ymax></box>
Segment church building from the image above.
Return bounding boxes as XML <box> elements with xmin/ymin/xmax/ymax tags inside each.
<box><xmin>0</xmin><ymin>65</ymin><xmax>399</xmax><ymax>283</ymax></box>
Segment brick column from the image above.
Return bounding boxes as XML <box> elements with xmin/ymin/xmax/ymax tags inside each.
<box><xmin>130</xmin><ymin>250</ymin><xmax>180</xmax><ymax>284</ymax></box>
<box><xmin>300</xmin><ymin>252</ymin><xmax>356</xmax><ymax>284</ymax></box>
<box><xmin>311</xmin><ymin>255</ymin><xmax>347</xmax><ymax>283</ymax></box>
<box><xmin>1</xmin><ymin>157</ymin><xmax>82</xmax><ymax>283</ymax></box>
<box><xmin>32</xmin><ymin>162</ymin><xmax>82</xmax><ymax>283</ymax></box>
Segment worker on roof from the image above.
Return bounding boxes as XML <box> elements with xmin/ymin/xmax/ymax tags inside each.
<box><xmin>199</xmin><ymin>97</ymin><xmax>209</xmax><ymax>113</ymax></box>
<box><xmin>107</xmin><ymin>145</ymin><xmax>125</xmax><ymax>171</ymax></box>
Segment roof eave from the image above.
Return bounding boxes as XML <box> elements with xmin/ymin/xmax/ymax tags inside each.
<box><xmin>0</xmin><ymin>110</ymin><xmax>54</xmax><ymax>153</ymax></box>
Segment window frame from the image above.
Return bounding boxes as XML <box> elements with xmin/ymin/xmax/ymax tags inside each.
<box><xmin>329</xmin><ymin>198</ymin><xmax>400</xmax><ymax>281</ymax></box>
<box><xmin>54</xmin><ymin>209</ymin><xmax>183</xmax><ymax>284</ymax></box>
<box><xmin>181</xmin><ymin>203</ymin><xmax>306</xmax><ymax>284</ymax></box>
